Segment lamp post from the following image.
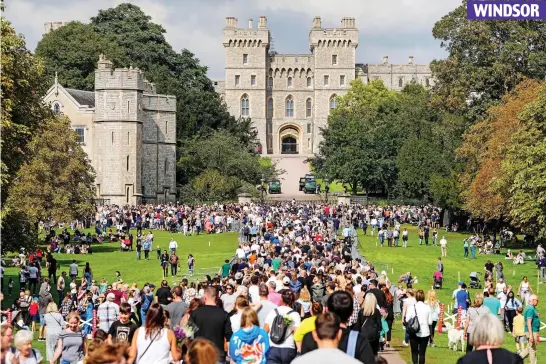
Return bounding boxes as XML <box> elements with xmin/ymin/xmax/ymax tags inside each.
<box><xmin>261</xmin><ymin>174</ymin><xmax>265</xmax><ymax>202</ymax></box>
<box><xmin>324</xmin><ymin>176</ymin><xmax>330</xmax><ymax>202</ymax></box>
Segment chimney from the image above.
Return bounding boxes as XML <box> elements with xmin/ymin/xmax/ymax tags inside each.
<box><xmin>382</xmin><ymin>56</ymin><xmax>389</xmax><ymax>65</ymax></box>
<box><xmin>258</xmin><ymin>16</ymin><xmax>267</xmax><ymax>28</ymax></box>
<box><xmin>312</xmin><ymin>16</ymin><xmax>322</xmax><ymax>29</ymax></box>
<box><xmin>408</xmin><ymin>56</ymin><xmax>414</xmax><ymax>65</ymax></box>
<box><xmin>97</xmin><ymin>54</ymin><xmax>113</xmax><ymax>69</ymax></box>
<box><xmin>248</xmin><ymin>18</ymin><xmax>253</xmax><ymax>29</ymax></box>
<box><xmin>225</xmin><ymin>17</ymin><xmax>238</xmax><ymax>28</ymax></box>
<box><xmin>341</xmin><ymin>17</ymin><xmax>355</xmax><ymax>28</ymax></box>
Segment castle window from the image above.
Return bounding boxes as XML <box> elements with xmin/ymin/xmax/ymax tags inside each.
<box><xmin>329</xmin><ymin>95</ymin><xmax>337</xmax><ymax>111</ymax></box>
<box><xmin>340</xmin><ymin>75</ymin><xmax>345</xmax><ymax>87</ymax></box>
<box><xmin>332</xmin><ymin>55</ymin><xmax>337</xmax><ymax>66</ymax></box>
<box><xmin>111</xmin><ymin>131</ymin><xmax>114</xmax><ymax>145</ymax></box>
<box><xmin>251</xmin><ymin>75</ymin><xmax>256</xmax><ymax>86</ymax></box>
<box><xmin>72</xmin><ymin>127</ymin><xmax>85</xmax><ymax>144</ymax></box>
<box><xmin>126</xmin><ymin>155</ymin><xmax>130</xmax><ymax>171</ymax></box>
<box><xmin>267</xmin><ymin>98</ymin><xmax>273</xmax><ymax>118</ymax></box>
<box><xmin>52</xmin><ymin>102</ymin><xmax>61</xmax><ymax>115</ymax></box>
<box><xmin>306</xmin><ymin>98</ymin><xmax>312</xmax><ymax>117</ymax></box>
<box><xmin>324</xmin><ymin>75</ymin><xmax>329</xmax><ymax>87</ymax></box>
<box><xmin>243</xmin><ymin>54</ymin><xmax>248</xmax><ymax>65</ymax></box>
<box><xmin>127</xmin><ymin>132</ymin><xmax>130</xmax><ymax>145</ymax></box>
<box><xmin>235</xmin><ymin>75</ymin><xmax>240</xmax><ymax>86</ymax></box>
<box><xmin>425</xmin><ymin>78</ymin><xmax>430</xmax><ymax>87</ymax></box>
<box><xmin>287</xmin><ymin>77</ymin><xmax>293</xmax><ymax>88</ymax></box>
<box><xmin>285</xmin><ymin>96</ymin><xmax>294</xmax><ymax>117</ymax></box>
<box><xmin>268</xmin><ymin>77</ymin><xmax>273</xmax><ymax>88</ymax></box>
<box><xmin>241</xmin><ymin>94</ymin><xmax>250</xmax><ymax>116</ymax></box>
<box><xmin>399</xmin><ymin>78</ymin><xmax>404</xmax><ymax>88</ymax></box>
<box><xmin>307</xmin><ymin>77</ymin><xmax>312</xmax><ymax>88</ymax></box>
<box><xmin>307</xmin><ymin>123</ymin><xmax>312</xmax><ymax>134</ymax></box>
<box><xmin>164</xmin><ymin>159</ymin><xmax>168</xmax><ymax>174</ymax></box>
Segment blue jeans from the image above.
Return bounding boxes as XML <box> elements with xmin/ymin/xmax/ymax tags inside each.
<box><xmin>61</xmin><ymin>360</ymin><xmax>72</xmax><ymax>364</ymax></box>
<box><xmin>464</xmin><ymin>247</ymin><xmax>469</xmax><ymax>257</ymax></box>
<box><xmin>471</xmin><ymin>246</ymin><xmax>476</xmax><ymax>259</ymax></box>
<box><xmin>395</xmin><ymin>237</ymin><xmax>399</xmax><ymax>247</ymax></box>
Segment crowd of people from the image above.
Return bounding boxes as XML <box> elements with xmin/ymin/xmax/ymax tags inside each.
<box><xmin>0</xmin><ymin>202</ymin><xmax>543</xmax><ymax>364</ymax></box>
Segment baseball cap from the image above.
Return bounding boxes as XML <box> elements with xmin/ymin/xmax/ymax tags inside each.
<box><xmin>282</xmin><ymin>277</ymin><xmax>290</xmax><ymax>285</ymax></box>
<box><xmin>235</xmin><ymin>272</ymin><xmax>243</xmax><ymax>280</ymax></box>
<box><xmin>458</xmin><ymin>281</ymin><xmax>463</xmax><ymax>285</ymax></box>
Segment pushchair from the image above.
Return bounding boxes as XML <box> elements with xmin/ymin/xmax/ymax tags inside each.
<box><xmin>469</xmin><ymin>272</ymin><xmax>482</xmax><ymax>289</ymax></box>
<box><xmin>433</xmin><ymin>272</ymin><xmax>443</xmax><ymax>289</ymax></box>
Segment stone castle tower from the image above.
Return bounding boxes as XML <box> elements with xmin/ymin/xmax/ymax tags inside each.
<box><xmin>44</xmin><ymin>55</ymin><xmax>177</xmax><ymax>205</ymax></box>
<box><xmin>216</xmin><ymin>16</ymin><xmax>433</xmax><ymax>158</ymax></box>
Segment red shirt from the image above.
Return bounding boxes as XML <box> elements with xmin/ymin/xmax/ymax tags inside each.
<box><xmin>29</xmin><ymin>302</ymin><xmax>39</xmax><ymax>315</ymax></box>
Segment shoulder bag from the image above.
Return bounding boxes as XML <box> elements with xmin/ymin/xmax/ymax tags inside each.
<box><xmin>406</xmin><ymin>306</ymin><xmax>420</xmax><ymax>335</ymax></box>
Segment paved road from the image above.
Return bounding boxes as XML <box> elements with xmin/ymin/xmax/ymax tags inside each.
<box><xmin>271</xmin><ymin>155</ymin><xmax>310</xmax><ymax>196</ymax></box>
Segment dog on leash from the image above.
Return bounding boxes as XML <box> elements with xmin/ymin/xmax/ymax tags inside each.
<box><xmin>444</xmin><ymin>322</ymin><xmax>465</xmax><ymax>351</ymax></box>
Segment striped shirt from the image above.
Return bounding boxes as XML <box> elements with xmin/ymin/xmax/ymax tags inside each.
<box><xmin>97</xmin><ymin>301</ymin><xmax>119</xmax><ymax>332</ymax></box>
<box><xmin>58</xmin><ymin>329</ymin><xmax>85</xmax><ymax>363</ymax></box>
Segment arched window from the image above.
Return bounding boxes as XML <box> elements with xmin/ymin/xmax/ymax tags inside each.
<box><xmin>399</xmin><ymin>78</ymin><xmax>404</xmax><ymax>88</ymax></box>
<box><xmin>241</xmin><ymin>94</ymin><xmax>249</xmax><ymax>116</ymax></box>
<box><xmin>285</xmin><ymin>96</ymin><xmax>294</xmax><ymax>117</ymax></box>
<box><xmin>329</xmin><ymin>95</ymin><xmax>337</xmax><ymax>111</ymax></box>
<box><xmin>306</xmin><ymin>98</ymin><xmax>312</xmax><ymax>117</ymax></box>
<box><xmin>267</xmin><ymin>98</ymin><xmax>273</xmax><ymax>118</ymax></box>
<box><xmin>287</xmin><ymin>77</ymin><xmax>293</xmax><ymax>88</ymax></box>
<box><xmin>52</xmin><ymin>102</ymin><xmax>61</xmax><ymax>114</ymax></box>
<box><xmin>425</xmin><ymin>78</ymin><xmax>430</xmax><ymax>87</ymax></box>
<box><xmin>307</xmin><ymin>77</ymin><xmax>312</xmax><ymax>88</ymax></box>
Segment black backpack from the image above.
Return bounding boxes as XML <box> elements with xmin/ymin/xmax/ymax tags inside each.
<box><xmin>269</xmin><ymin>309</ymin><xmax>294</xmax><ymax>345</ymax></box>
<box><xmin>360</xmin><ymin>315</ymin><xmax>380</xmax><ymax>341</ymax></box>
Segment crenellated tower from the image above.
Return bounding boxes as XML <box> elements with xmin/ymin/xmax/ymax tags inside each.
<box><xmin>223</xmin><ymin>16</ymin><xmax>270</xmax><ymax>154</ymax></box>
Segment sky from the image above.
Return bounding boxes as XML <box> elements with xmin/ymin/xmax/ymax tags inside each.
<box><xmin>4</xmin><ymin>0</ymin><xmax>462</xmax><ymax>80</ymax></box>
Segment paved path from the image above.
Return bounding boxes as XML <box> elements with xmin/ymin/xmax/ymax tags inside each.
<box><xmin>271</xmin><ymin>155</ymin><xmax>310</xmax><ymax>196</ymax></box>
<box><xmin>379</xmin><ymin>346</ymin><xmax>407</xmax><ymax>364</ymax></box>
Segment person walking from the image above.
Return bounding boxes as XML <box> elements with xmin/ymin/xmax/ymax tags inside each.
<box><xmin>188</xmin><ymin>254</ymin><xmax>195</xmax><ymax>277</ymax></box>
<box><xmin>169</xmin><ymin>252</ymin><xmax>179</xmax><ymax>277</ymax></box>
<box><xmin>425</xmin><ymin>290</ymin><xmax>440</xmax><ymax>347</ymax></box>
<box><xmin>229</xmin><ymin>308</ymin><xmax>270</xmax><ymax>364</ymax></box>
<box><xmin>355</xmin><ymin>293</ymin><xmax>382</xmax><ymax>355</ymax></box>
<box><xmin>463</xmin><ymin>293</ymin><xmax>490</xmax><ymax>353</ymax></box>
<box><xmin>402</xmin><ymin>228</ymin><xmax>409</xmax><ymax>248</ymax></box>
<box><xmin>405</xmin><ymin>289</ymin><xmax>432</xmax><ymax>364</ymax></box>
<box><xmin>439</xmin><ymin>236</ymin><xmax>447</xmax><ymax>257</ymax></box>
<box><xmin>463</xmin><ymin>239</ymin><xmax>469</xmax><ymax>258</ymax></box>
<box><xmin>168</xmin><ymin>238</ymin><xmax>178</xmax><ymax>254</ymax></box>
<box><xmin>292</xmin><ymin>312</ymin><xmax>361</xmax><ymax>364</ymax></box>
<box><xmin>160</xmin><ymin>250</ymin><xmax>169</xmax><ymax>278</ymax></box>
<box><xmin>520</xmin><ymin>294</ymin><xmax>540</xmax><ymax>364</ymax></box>
<box><xmin>190</xmin><ymin>286</ymin><xmax>233</xmax><ymax>363</ymax></box>
<box><xmin>128</xmin><ymin>303</ymin><xmax>180</xmax><ymax>364</ymax></box>
<box><xmin>50</xmin><ymin>312</ymin><xmax>87</xmax><ymax>364</ymax></box>
<box><xmin>43</xmin><ymin>302</ymin><xmax>65</xmax><ymax>362</ymax></box>
<box><xmin>264</xmin><ymin>289</ymin><xmax>301</xmax><ymax>363</ymax></box>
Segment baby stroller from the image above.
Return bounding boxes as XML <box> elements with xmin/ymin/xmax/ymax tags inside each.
<box><xmin>433</xmin><ymin>272</ymin><xmax>443</xmax><ymax>289</ymax></box>
<box><xmin>469</xmin><ymin>272</ymin><xmax>482</xmax><ymax>289</ymax></box>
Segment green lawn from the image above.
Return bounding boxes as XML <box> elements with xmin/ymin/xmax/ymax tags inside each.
<box><xmin>357</xmin><ymin>225</ymin><xmax>546</xmax><ymax>363</ymax></box>
<box><xmin>1</xmin><ymin>230</ymin><xmax>239</xmax><ymax>355</ymax></box>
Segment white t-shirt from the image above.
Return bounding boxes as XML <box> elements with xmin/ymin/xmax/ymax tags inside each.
<box><xmin>6</xmin><ymin>348</ymin><xmax>43</xmax><ymax>364</ymax></box>
<box><xmin>440</xmin><ymin>238</ymin><xmax>447</xmax><ymax>247</ymax></box>
<box><xmin>265</xmin><ymin>306</ymin><xmax>301</xmax><ymax>349</ymax></box>
<box><xmin>230</xmin><ymin>312</ymin><xmax>242</xmax><ymax>332</ymax></box>
<box><xmin>248</xmin><ymin>285</ymin><xmax>260</xmax><ymax>304</ymax></box>
<box><xmin>292</xmin><ymin>348</ymin><xmax>360</xmax><ymax>364</ymax></box>
<box><xmin>236</xmin><ymin>248</ymin><xmax>246</xmax><ymax>259</ymax></box>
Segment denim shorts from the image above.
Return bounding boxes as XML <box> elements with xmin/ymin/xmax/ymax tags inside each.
<box><xmin>39</xmin><ymin>313</ymin><xmax>45</xmax><ymax>325</ymax></box>
<box><xmin>516</xmin><ymin>335</ymin><xmax>527</xmax><ymax>344</ymax></box>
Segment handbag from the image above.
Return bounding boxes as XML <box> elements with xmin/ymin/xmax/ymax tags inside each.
<box><xmin>406</xmin><ymin>306</ymin><xmax>420</xmax><ymax>335</ymax></box>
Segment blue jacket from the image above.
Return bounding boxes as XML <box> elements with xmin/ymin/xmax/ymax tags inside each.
<box><xmin>228</xmin><ymin>326</ymin><xmax>269</xmax><ymax>364</ymax></box>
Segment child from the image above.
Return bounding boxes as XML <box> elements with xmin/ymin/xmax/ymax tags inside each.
<box><xmin>156</xmin><ymin>246</ymin><xmax>161</xmax><ymax>259</ymax></box>
<box><xmin>115</xmin><ymin>271</ymin><xmax>122</xmax><ymax>282</ymax></box>
<box><xmin>99</xmin><ymin>278</ymin><xmax>108</xmax><ymax>295</ymax></box>
<box><xmin>512</xmin><ymin>306</ymin><xmax>526</xmax><ymax>354</ymax></box>
<box><xmin>29</xmin><ymin>297</ymin><xmax>39</xmax><ymax>332</ymax></box>
<box><xmin>8</xmin><ymin>278</ymin><xmax>13</xmax><ymax>296</ymax></box>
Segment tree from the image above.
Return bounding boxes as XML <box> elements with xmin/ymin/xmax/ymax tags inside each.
<box><xmin>457</xmin><ymin>79</ymin><xmax>543</xmax><ymax>221</ymax></box>
<box><xmin>177</xmin><ymin>132</ymin><xmax>278</xmax><ymax>200</ymax></box>
<box><xmin>6</xmin><ymin>116</ymin><xmax>96</xmax><ymax>227</ymax></box>
<box><xmin>1</xmin><ymin>18</ymin><xmax>50</xmax><ymax>212</ymax></box>
<box><xmin>431</xmin><ymin>1</ymin><xmax>546</xmax><ymax>121</ymax></box>
<box><xmin>312</xmin><ymin>79</ymin><xmax>399</xmax><ymax>194</ymax></box>
<box><xmin>502</xmin><ymin>83</ymin><xmax>546</xmax><ymax>236</ymax></box>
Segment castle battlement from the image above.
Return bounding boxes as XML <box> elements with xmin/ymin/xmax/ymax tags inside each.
<box><xmin>223</xmin><ymin>17</ymin><xmax>270</xmax><ymax>47</ymax></box>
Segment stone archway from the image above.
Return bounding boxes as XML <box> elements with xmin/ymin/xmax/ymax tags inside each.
<box><xmin>279</xmin><ymin>125</ymin><xmax>301</xmax><ymax>154</ymax></box>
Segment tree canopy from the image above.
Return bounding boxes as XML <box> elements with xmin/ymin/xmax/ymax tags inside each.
<box><xmin>430</xmin><ymin>0</ymin><xmax>546</xmax><ymax>121</ymax></box>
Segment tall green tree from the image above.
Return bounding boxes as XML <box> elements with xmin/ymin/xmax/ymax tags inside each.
<box><xmin>6</xmin><ymin>116</ymin><xmax>96</xmax><ymax>227</ymax></box>
<box><xmin>502</xmin><ymin>84</ymin><xmax>546</xmax><ymax>236</ymax></box>
<box><xmin>312</xmin><ymin>79</ymin><xmax>399</xmax><ymax>194</ymax></box>
<box><xmin>1</xmin><ymin>18</ymin><xmax>50</xmax><ymax>210</ymax></box>
<box><xmin>431</xmin><ymin>0</ymin><xmax>546</xmax><ymax>121</ymax></box>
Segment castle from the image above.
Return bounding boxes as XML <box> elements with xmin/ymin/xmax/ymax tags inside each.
<box><xmin>43</xmin><ymin>55</ymin><xmax>177</xmax><ymax>206</ymax></box>
<box><xmin>214</xmin><ymin>16</ymin><xmax>434</xmax><ymax>157</ymax></box>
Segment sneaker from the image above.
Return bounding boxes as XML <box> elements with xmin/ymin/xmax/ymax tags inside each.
<box><xmin>431</xmin><ymin>343</ymin><xmax>435</xmax><ymax>347</ymax></box>
<box><xmin>403</xmin><ymin>341</ymin><xmax>409</xmax><ymax>347</ymax></box>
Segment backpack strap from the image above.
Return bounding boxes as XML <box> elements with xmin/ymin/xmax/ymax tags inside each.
<box><xmin>346</xmin><ymin>330</ymin><xmax>359</xmax><ymax>358</ymax></box>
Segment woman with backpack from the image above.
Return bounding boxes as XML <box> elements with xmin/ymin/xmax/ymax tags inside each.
<box><xmin>356</xmin><ymin>293</ymin><xmax>382</xmax><ymax>355</ymax></box>
<box><xmin>264</xmin><ymin>290</ymin><xmax>301</xmax><ymax>364</ymax></box>
<box><xmin>404</xmin><ymin>290</ymin><xmax>432</xmax><ymax>364</ymax></box>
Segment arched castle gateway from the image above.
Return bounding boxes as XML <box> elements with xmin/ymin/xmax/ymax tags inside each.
<box><xmin>214</xmin><ymin>16</ymin><xmax>434</xmax><ymax>161</ymax></box>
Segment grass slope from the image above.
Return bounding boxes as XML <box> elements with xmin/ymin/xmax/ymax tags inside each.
<box><xmin>357</xmin><ymin>225</ymin><xmax>546</xmax><ymax>363</ymax></box>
